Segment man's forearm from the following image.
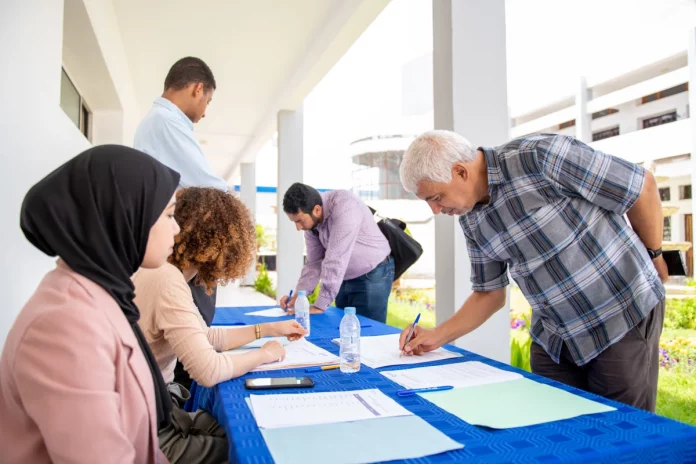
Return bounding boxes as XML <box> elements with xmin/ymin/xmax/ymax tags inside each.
<box><xmin>626</xmin><ymin>171</ymin><xmax>663</xmax><ymax>249</ymax></box>
<box><xmin>436</xmin><ymin>288</ymin><xmax>507</xmax><ymax>345</ymax></box>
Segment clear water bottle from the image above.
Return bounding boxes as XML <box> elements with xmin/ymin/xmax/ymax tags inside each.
<box><xmin>340</xmin><ymin>307</ymin><xmax>360</xmax><ymax>373</ymax></box>
<box><xmin>295</xmin><ymin>290</ymin><xmax>310</xmax><ymax>337</ymax></box>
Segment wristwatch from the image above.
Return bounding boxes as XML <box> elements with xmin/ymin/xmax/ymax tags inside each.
<box><xmin>646</xmin><ymin>247</ymin><xmax>662</xmax><ymax>259</ymax></box>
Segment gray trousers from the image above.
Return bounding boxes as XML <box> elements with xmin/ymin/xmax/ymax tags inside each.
<box><xmin>531</xmin><ymin>299</ymin><xmax>664</xmax><ymax>412</ymax></box>
<box><xmin>159</xmin><ymin>384</ymin><xmax>228</xmax><ymax>464</ymax></box>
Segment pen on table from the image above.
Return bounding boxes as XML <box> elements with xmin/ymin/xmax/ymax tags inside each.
<box><xmin>284</xmin><ymin>289</ymin><xmax>294</xmax><ymax>312</ymax></box>
<box><xmin>399</xmin><ymin>313</ymin><xmax>421</xmax><ymax>357</ymax></box>
<box><xmin>396</xmin><ymin>386</ymin><xmax>453</xmax><ymax>397</ymax></box>
<box><xmin>305</xmin><ymin>364</ymin><xmax>340</xmax><ymax>372</ymax></box>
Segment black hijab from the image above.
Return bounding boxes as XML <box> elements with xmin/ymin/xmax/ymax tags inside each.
<box><xmin>20</xmin><ymin>144</ymin><xmax>179</xmax><ymax>429</ymax></box>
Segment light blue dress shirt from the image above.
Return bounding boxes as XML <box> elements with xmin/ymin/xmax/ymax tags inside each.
<box><xmin>134</xmin><ymin>97</ymin><xmax>228</xmax><ymax>191</ymax></box>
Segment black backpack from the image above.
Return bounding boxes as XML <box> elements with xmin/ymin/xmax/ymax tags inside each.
<box><xmin>368</xmin><ymin>206</ymin><xmax>423</xmax><ymax>280</ymax></box>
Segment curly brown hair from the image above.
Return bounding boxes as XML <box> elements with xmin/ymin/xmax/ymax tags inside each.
<box><xmin>169</xmin><ymin>188</ymin><xmax>256</xmax><ymax>295</ymax></box>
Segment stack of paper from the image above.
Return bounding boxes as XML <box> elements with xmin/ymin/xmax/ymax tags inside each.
<box><xmin>332</xmin><ymin>333</ymin><xmax>462</xmax><ymax>369</ymax></box>
<box><xmin>249</xmin><ymin>389</ymin><xmax>411</xmax><ymax>429</ymax></box>
<box><xmin>245</xmin><ymin>307</ymin><xmax>289</xmax><ymax>317</ymax></box>
<box><xmin>419</xmin><ymin>378</ymin><xmax>616</xmax><ymax>429</ymax></box>
<box><xmin>230</xmin><ymin>339</ymin><xmax>340</xmax><ymax>371</ymax></box>
<box><xmin>383</xmin><ymin>361</ymin><xmax>523</xmax><ymax>389</ymax></box>
<box><xmin>246</xmin><ymin>390</ymin><xmax>464</xmax><ymax>464</ymax></box>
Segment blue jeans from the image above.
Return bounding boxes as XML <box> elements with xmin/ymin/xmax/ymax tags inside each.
<box><xmin>335</xmin><ymin>257</ymin><xmax>395</xmax><ymax>323</ymax></box>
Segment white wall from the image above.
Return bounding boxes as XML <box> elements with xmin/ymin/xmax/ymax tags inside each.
<box><xmin>0</xmin><ymin>0</ymin><xmax>92</xmax><ymax>350</ymax></box>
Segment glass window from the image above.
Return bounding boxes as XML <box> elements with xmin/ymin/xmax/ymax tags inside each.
<box><xmin>659</xmin><ymin>187</ymin><xmax>671</xmax><ymax>202</ymax></box>
<box><xmin>60</xmin><ymin>68</ymin><xmax>80</xmax><ymax>128</ymax></box>
<box><xmin>642</xmin><ymin>111</ymin><xmax>677</xmax><ymax>129</ymax></box>
<box><xmin>663</xmin><ymin>217</ymin><xmax>672</xmax><ymax>241</ymax></box>
<box><xmin>679</xmin><ymin>184</ymin><xmax>692</xmax><ymax>200</ymax></box>
<box><xmin>592</xmin><ymin>126</ymin><xmax>619</xmax><ymax>142</ymax></box>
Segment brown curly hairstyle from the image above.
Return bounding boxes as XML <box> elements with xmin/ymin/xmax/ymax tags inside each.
<box><xmin>169</xmin><ymin>187</ymin><xmax>256</xmax><ymax>295</ymax></box>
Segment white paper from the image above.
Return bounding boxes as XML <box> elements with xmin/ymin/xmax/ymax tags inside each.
<box><xmin>251</xmin><ymin>339</ymin><xmax>340</xmax><ymax>371</ymax></box>
<box><xmin>250</xmin><ymin>389</ymin><xmax>413</xmax><ymax>429</ymax></box>
<box><xmin>333</xmin><ymin>334</ymin><xmax>462</xmax><ymax>369</ymax></box>
<box><xmin>383</xmin><ymin>361</ymin><xmax>523</xmax><ymax>390</ymax></box>
<box><xmin>246</xmin><ymin>307</ymin><xmax>288</xmax><ymax>317</ymax></box>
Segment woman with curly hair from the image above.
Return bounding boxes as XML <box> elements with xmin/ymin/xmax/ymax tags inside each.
<box><xmin>133</xmin><ymin>187</ymin><xmax>306</xmax><ymax>464</ymax></box>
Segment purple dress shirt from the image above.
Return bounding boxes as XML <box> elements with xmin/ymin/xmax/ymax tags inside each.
<box><xmin>295</xmin><ymin>190</ymin><xmax>391</xmax><ymax>310</ymax></box>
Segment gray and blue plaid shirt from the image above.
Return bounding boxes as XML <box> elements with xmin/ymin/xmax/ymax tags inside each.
<box><xmin>460</xmin><ymin>134</ymin><xmax>665</xmax><ymax>366</ymax></box>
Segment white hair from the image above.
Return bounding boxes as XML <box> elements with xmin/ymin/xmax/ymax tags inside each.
<box><xmin>399</xmin><ymin>130</ymin><xmax>477</xmax><ymax>193</ymax></box>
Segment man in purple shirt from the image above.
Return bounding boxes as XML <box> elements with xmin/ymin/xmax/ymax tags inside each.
<box><xmin>280</xmin><ymin>183</ymin><xmax>394</xmax><ymax>322</ymax></box>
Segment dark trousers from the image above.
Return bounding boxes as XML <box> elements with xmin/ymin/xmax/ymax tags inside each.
<box><xmin>159</xmin><ymin>384</ymin><xmax>228</xmax><ymax>464</ymax></box>
<box><xmin>335</xmin><ymin>257</ymin><xmax>395</xmax><ymax>323</ymax></box>
<box><xmin>531</xmin><ymin>299</ymin><xmax>665</xmax><ymax>412</ymax></box>
<box><xmin>173</xmin><ymin>283</ymin><xmax>217</xmax><ymax>390</ymax></box>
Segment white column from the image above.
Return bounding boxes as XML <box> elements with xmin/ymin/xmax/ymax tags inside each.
<box><xmin>576</xmin><ymin>76</ymin><xmax>591</xmax><ymax>143</ymax></box>
<box><xmin>240</xmin><ymin>161</ymin><xmax>257</xmax><ymax>285</ymax></box>
<box><xmin>432</xmin><ymin>0</ymin><xmax>510</xmax><ymax>363</ymax></box>
<box><xmin>688</xmin><ymin>28</ymin><xmax>696</xmax><ymax>275</ymax></box>
<box><xmin>276</xmin><ymin>106</ymin><xmax>305</xmax><ymax>301</ymax></box>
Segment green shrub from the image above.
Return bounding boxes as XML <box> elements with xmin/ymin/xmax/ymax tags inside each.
<box><xmin>665</xmin><ymin>298</ymin><xmax>696</xmax><ymax>330</ymax></box>
<box><xmin>255</xmin><ymin>224</ymin><xmax>269</xmax><ymax>252</ymax></box>
<box><xmin>510</xmin><ymin>313</ymin><xmax>532</xmax><ymax>372</ymax></box>
<box><xmin>254</xmin><ymin>261</ymin><xmax>276</xmax><ymax>299</ymax></box>
<box><xmin>307</xmin><ymin>283</ymin><xmax>320</xmax><ymax>305</ymax></box>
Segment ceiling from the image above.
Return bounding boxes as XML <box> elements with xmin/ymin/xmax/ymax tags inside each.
<box><xmin>112</xmin><ymin>0</ymin><xmax>389</xmax><ymax>181</ymax></box>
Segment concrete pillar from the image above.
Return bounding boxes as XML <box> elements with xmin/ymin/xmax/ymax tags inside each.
<box><xmin>276</xmin><ymin>106</ymin><xmax>305</xmax><ymax>301</ymax></box>
<box><xmin>688</xmin><ymin>28</ymin><xmax>696</xmax><ymax>275</ymax></box>
<box><xmin>432</xmin><ymin>0</ymin><xmax>510</xmax><ymax>363</ymax></box>
<box><xmin>240</xmin><ymin>161</ymin><xmax>257</xmax><ymax>285</ymax></box>
<box><xmin>576</xmin><ymin>76</ymin><xmax>591</xmax><ymax>143</ymax></box>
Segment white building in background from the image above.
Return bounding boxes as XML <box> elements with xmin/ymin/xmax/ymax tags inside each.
<box><xmin>512</xmin><ymin>51</ymin><xmax>694</xmax><ymax>277</ymax></box>
<box><xmin>349</xmin><ymin>49</ymin><xmax>696</xmax><ymax>284</ymax></box>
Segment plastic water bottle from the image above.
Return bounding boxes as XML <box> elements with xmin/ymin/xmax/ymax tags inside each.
<box><xmin>295</xmin><ymin>290</ymin><xmax>310</xmax><ymax>337</ymax></box>
<box><xmin>340</xmin><ymin>307</ymin><xmax>361</xmax><ymax>373</ymax></box>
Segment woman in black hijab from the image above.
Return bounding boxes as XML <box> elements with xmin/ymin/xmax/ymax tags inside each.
<box><xmin>0</xmin><ymin>145</ymin><xmax>180</xmax><ymax>464</ymax></box>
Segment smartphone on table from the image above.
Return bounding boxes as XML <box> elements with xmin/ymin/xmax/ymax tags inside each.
<box><xmin>244</xmin><ymin>376</ymin><xmax>315</xmax><ymax>390</ymax></box>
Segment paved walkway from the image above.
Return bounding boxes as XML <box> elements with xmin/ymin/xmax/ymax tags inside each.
<box><xmin>216</xmin><ymin>282</ymin><xmax>276</xmax><ymax>307</ymax></box>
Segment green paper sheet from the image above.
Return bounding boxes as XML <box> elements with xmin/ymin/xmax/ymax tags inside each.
<box><xmin>421</xmin><ymin>377</ymin><xmax>615</xmax><ymax>429</ymax></box>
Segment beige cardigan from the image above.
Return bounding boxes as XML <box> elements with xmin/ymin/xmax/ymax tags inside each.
<box><xmin>0</xmin><ymin>261</ymin><xmax>166</xmax><ymax>464</ymax></box>
<box><xmin>133</xmin><ymin>263</ymin><xmax>240</xmax><ymax>387</ymax></box>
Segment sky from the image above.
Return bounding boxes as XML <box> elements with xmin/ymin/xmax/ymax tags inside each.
<box><xmin>254</xmin><ymin>0</ymin><xmax>696</xmax><ymax>190</ymax></box>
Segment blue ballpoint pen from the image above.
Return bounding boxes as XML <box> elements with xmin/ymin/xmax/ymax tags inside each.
<box><xmin>399</xmin><ymin>313</ymin><xmax>421</xmax><ymax>357</ymax></box>
<box><xmin>284</xmin><ymin>289</ymin><xmax>294</xmax><ymax>312</ymax></box>
<box><xmin>396</xmin><ymin>386</ymin><xmax>454</xmax><ymax>397</ymax></box>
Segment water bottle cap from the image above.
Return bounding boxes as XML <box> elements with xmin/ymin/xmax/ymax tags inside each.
<box><xmin>345</xmin><ymin>307</ymin><xmax>356</xmax><ymax>315</ymax></box>
<box><xmin>297</xmin><ymin>290</ymin><xmax>307</xmax><ymax>296</ymax></box>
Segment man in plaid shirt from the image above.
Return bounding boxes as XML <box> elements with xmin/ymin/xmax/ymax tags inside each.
<box><xmin>398</xmin><ymin>130</ymin><xmax>667</xmax><ymax>412</ymax></box>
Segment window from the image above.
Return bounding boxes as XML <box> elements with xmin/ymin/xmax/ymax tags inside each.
<box><xmin>592</xmin><ymin>126</ymin><xmax>620</xmax><ymax>142</ymax></box>
<box><xmin>680</xmin><ymin>184</ymin><xmax>692</xmax><ymax>200</ymax></box>
<box><xmin>642</xmin><ymin>111</ymin><xmax>677</xmax><ymax>129</ymax></box>
<box><xmin>60</xmin><ymin>67</ymin><xmax>91</xmax><ymax>141</ymax></box>
<box><xmin>659</xmin><ymin>187</ymin><xmax>671</xmax><ymax>202</ymax></box>
<box><xmin>664</xmin><ymin>217</ymin><xmax>672</xmax><ymax>241</ymax></box>
<box><xmin>641</xmin><ymin>82</ymin><xmax>688</xmax><ymax>104</ymax></box>
<box><xmin>558</xmin><ymin>120</ymin><xmax>576</xmax><ymax>130</ymax></box>
<box><xmin>591</xmin><ymin>108</ymin><xmax>619</xmax><ymax>120</ymax></box>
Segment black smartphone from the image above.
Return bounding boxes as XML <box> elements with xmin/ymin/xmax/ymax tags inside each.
<box><xmin>663</xmin><ymin>250</ymin><xmax>687</xmax><ymax>276</ymax></box>
<box><xmin>244</xmin><ymin>376</ymin><xmax>315</xmax><ymax>390</ymax></box>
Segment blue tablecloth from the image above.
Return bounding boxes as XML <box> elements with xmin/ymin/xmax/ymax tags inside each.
<box><xmin>187</xmin><ymin>306</ymin><xmax>696</xmax><ymax>463</ymax></box>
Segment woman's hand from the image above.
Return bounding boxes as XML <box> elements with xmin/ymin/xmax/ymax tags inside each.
<box><xmin>259</xmin><ymin>341</ymin><xmax>286</xmax><ymax>364</ymax></box>
<box><xmin>264</xmin><ymin>321</ymin><xmax>307</xmax><ymax>341</ymax></box>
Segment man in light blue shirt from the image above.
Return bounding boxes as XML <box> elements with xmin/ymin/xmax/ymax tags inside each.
<box><xmin>135</xmin><ymin>57</ymin><xmax>228</xmax><ymax>391</ymax></box>
<box><xmin>135</xmin><ymin>57</ymin><xmax>228</xmax><ymax>192</ymax></box>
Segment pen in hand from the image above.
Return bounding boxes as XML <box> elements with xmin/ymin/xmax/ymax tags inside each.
<box><xmin>400</xmin><ymin>313</ymin><xmax>421</xmax><ymax>357</ymax></box>
<box><xmin>284</xmin><ymin>289</ymin><xmax>294</xmax><ymax>312</ymax></box>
